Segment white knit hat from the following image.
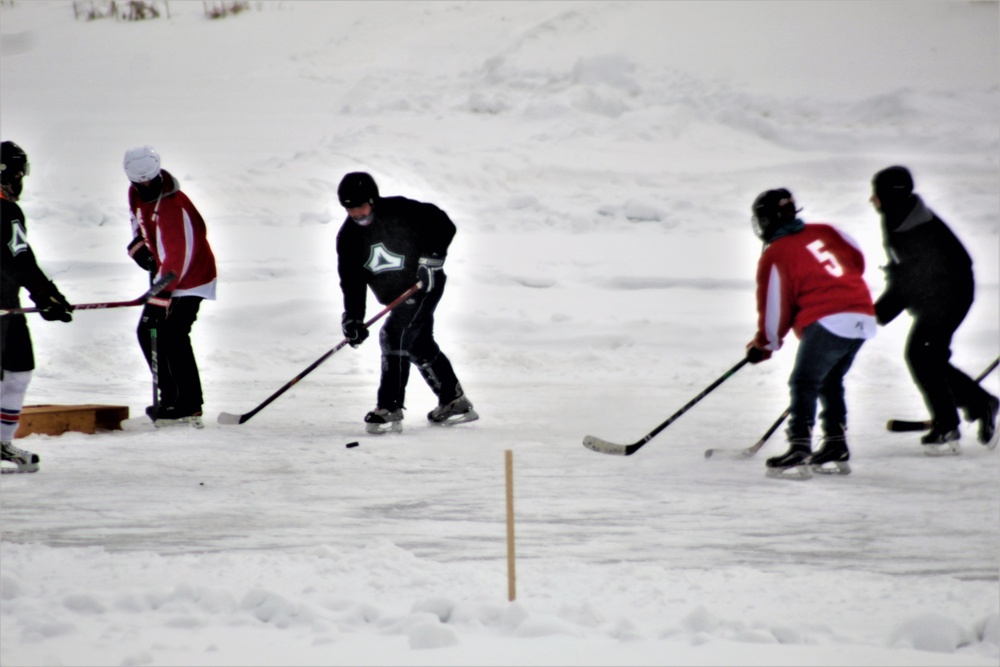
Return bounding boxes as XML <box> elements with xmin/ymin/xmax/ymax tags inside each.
<box><xmin>123</xmin><ymin>145</ymin><xmax>161</xmax><ymax>183</ymax></box>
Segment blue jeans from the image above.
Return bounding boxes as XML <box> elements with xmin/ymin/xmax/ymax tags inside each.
<box><xmin>787</xmin><ymin>322</ymin><xmax>866</xmax><ymax>441</ymax></box>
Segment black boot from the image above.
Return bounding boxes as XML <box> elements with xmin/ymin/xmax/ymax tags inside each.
<box><xmin>364</xmin><ymin>407</ymin><xmax>404</xmax><ymax>434</ymax></box>
<box><xmin>976</xmin><ymin>394</ymin><xmax>999</xmax><ymax>448</ymax></box>
<box><xmin>765</xmin><ymin>441</ymin><xmax>812</xmax><ymax>480</ymax></box>
<box><xmin>427</xmin><ymin>392</ymin><xmax>479</xmax><ymax>425</ymax></box>
<box><xmin>810</xmin><ymin>436</ymin><xmax>851</xmax><ymax>475</ymax></box>
<box><xmin>921</xmin><ymin>424</ymin><xmax>960</xmax><ymax>456</ymax></box>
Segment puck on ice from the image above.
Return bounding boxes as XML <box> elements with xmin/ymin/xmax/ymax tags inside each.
<box><xmin>345</xmin><ymin>442</ymin><xmax>360</xmax><ymax>448</ymax></box>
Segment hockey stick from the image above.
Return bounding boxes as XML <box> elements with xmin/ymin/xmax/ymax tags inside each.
<box><xmin>704</xmin><ymin>406</ymin><xmax>790</xmax><ymax>459</ymax></box>
<box><xmin>148</xmin><ymin>271</ymin><xmax>160</xmax><ymax>418</ymax></box>
<box><xmin>0</xmin><ymin>272</ymin><xmax>176</xmax><ymax>316</ymax></box>
<box><xmin>150</xmin><ymin>326</ymin><xmax>159</xmax><ymax>416</ymax></box>
<box><xmin>217</xmin><ymin>282</ymin><xmax>424</xmax><ymax>426</ymax></box>
<box><xmin>886</xmin><ymin>356</ymin><xmax>1000</xmax><ymax>432</ymax></box>
<box><xmin>583</xmin><ymin>357</ymin><xmax>750</xmax><ymax>456</ymax></box>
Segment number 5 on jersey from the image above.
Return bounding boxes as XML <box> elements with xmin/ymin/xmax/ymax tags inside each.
<box><xmin>806</xmin><ymin>240</ymin><xmax>844</xmax><ymax>277</ymax></box>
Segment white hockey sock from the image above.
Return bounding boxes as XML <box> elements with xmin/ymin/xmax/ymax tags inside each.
<box><xmin>0</xmin><ymin>370</ymin><xmax>32</xmax><ymax>442</ymax></box>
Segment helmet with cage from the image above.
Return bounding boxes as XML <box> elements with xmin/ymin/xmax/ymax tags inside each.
<box><xmin>751</xmin><ymin>188</ymin><xmax>799</xmax><ymax>241</ymax></box>
<box><xmin>1</xmin><ymin>141</ymin><xmax>29</xmax><ymax>200</ymax></box>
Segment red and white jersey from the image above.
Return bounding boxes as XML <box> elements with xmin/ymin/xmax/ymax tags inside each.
<box><xmin>128</xmin><ymin>171</ymin><xmax>216</xmax><ymax>300</ymax></box>
<box><xmin>754</xmin><ymin>223</ymin><xmax>875</xmax><ymax>351</ymax></box>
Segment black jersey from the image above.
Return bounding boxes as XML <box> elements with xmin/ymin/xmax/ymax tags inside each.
<box><xmin>1</xmin><ymin>196</ymin><xmax>57</xmax><ymax>311</ymax></box>
<box><xmin>335</xmin><ymin>196</ymin><xmax>456</xmax><ymax>319</ymax></box>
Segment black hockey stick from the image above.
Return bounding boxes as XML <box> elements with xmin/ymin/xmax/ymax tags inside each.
<box><xmin>583</xmin><ymin>357</ymin><xmax>750</xmax><ymax>456</ymax></box>
<box><xmin>217</xmin><ymin>282</ymin><xmax>423</xmax><ymax>426</ymax></box>
<box><xmin>704</xmin><ymin>406</ymin><xmax>790</xmax><ymax>459</ymax></box>
<box><xmin>148</xmin><ymin>271</ymin><xmax>160</xmax><ymax>418</ymax></box>
<box><xmin>886</xmin><ymin>356</ymin><xmax>999</xmax><ymax>432</ymax></box>
<box><xmin>150</xmin><ymin>326</ymin><xmax>159</xmax><ymax>417</ymax></box>
<box><xmin>0</xmin><ymin>272</ymin><xmax>176</xmax><ymax>316</ymax></box>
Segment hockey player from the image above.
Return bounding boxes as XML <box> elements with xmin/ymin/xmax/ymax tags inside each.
<box><xmin>1</xmin><ymin>141</ymin><xmax>74</xmax><ymax>473</ymax></box>
<box><xmin>870</xmin><ymin>165</ymin><xmax>999</xmax><ymax>453</ymax></box>
<box><xmin>124</xmin><ymin>146</ymin><xmax>217</xmax><ymax>428</ymax></box>
<box><xmin>335</xmin><ymin>172</ymin><xmax>478</xmax><ymax>434</ymax></box>
<box><xmin>745</xmin><ymin>189</ymin><xmax>877</xmax><ymax>479</ymax></box>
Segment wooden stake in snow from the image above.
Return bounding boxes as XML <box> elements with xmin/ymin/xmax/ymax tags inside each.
<box><xmin>505</xmin><ymin>449</ymin><xmax>516</xmax><ymax>602</ymax></box>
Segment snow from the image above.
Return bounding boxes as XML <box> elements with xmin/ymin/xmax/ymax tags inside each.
<box><xmin>1</xmin><ymin>1</ymin><xmax>998</xmax><ymax>665</ymax></box>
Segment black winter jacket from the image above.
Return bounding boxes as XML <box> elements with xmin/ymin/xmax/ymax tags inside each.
<box><xmin>874</xmin><ymin>195</ymin><xmax>974</xmax><ymax>324</ymax></box>
<box><xmin>335</xmin><ymin>196</ymin><xmax>456</xmax><ymax>320</ymax></box>
<box><xmin>1</xmin><ymin>196</ymin><xmax>62</xmax><ymax>311</ymax></box>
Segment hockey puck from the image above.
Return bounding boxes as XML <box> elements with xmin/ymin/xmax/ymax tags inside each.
<box><xmin>345</xmin><ymin>442</ymin><xmax>360</xmax><ymax>449</ymax></box>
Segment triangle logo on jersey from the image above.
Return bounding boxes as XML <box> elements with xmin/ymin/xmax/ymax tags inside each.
<box><xmin>7</xmin><ymin>220</ymin><xmax>29</xmax><ymax>256</ymax></box>
<box><xmin>365</xmin><ymin>242</ymin><xmax>405</xmax><ymax>274</ymax></box>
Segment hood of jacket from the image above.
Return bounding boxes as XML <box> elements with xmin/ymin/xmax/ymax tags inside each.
<box><xmin>882</xmin><ymin>194</ymin><xmax>934</xmax><ymax>233</ymax></box>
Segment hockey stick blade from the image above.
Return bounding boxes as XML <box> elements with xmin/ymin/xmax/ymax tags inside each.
<box><xmin>704</xmin><ymin>436</ymin><xmax>769</xmax><ymax>459</ymax></box>
<box><xmin>217</xmin><ymin>282</ymin><xmax>423</xmax><ymax>426</ymax></box>
<box><xmin>704</xmin><ymin>407</ymin><xmax>791</xmax><ymax>460</ymax></box>
<box><xmin>886</xmin><ymin>418</ymin><xmax>932</xmax><ymax>432</ymax></box>
<box><xmin>704</xmin><ymin>445</ymin><xmax>758</xmax><ymax>460</ymax></box>
<box><xmin>583</xmin><ymin>358</ymin><xmax>751</xmax><ymax>457</ymax></box>
<box><xmin>884</xmin><ymin>356</ymin><xmax>998</xmax><ymax>433</ymax></box>
<box><xmin>0</xmin><ymin>271</ymin><xmax>175</xmax><ymax>316</ymax></box>
<box><xmin>582</xmin><ymin>435</ymin><xmax>636</xmax><ymax>456</ymax></box>
<box><xmin>217</xmin><ymin>411</ymin><xmax>247</xmax><ymax>426</ymax></box>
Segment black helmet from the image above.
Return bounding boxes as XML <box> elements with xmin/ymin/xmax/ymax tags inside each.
<box><xmin>1</xmin><ymin>141</ymin><xmax>29</xmax><ymax>200</ymax></box>
<box><xmin>1</xmin><ymin>141</ymin><xmax>29</xmax><ymax>182</ymax></box>
<box><xmin>751</xmin><ymin>188</ymin><xmax>798</xmax><ymax>241</ymax></box>
<box><xmin>338</xmin><ymin>171</ymin><xmax>379</xmax><ymax>208</ymax></box>
<box><xmin>872</xmin><ymin>165</ymin><xmax>914</xmax><ymax>213</ymax></box>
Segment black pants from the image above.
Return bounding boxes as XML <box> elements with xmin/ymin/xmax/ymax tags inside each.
<box><xmin>906</xmin><ymin>300</ymin><xmax>989</xmax><ymax>431</ymax></box>
<box><xmin>137</xmin><ymin>296</ymin><xmax>204</xmax><ymax>413</ymax></box>
<box><xmin>376</xmin><ymin>274</ymin><xmax>461</xmax><ymax>411</ymax></box>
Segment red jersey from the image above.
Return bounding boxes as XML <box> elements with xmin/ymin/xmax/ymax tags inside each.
<box><xmin>754</xmin><ymin>223</ymin><xmax>875</xmax><ymax>351</ymax></box>
<box><xmin>128</xmin><ymin>170</ymin><xmax>217</xmax><ymax>300</ymax></box>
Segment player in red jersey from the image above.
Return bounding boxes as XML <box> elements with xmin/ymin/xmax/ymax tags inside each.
<box><xmin>746</xmin><ymin>189</ymin><xmax>877</xmax><ymax>478</ymax></box>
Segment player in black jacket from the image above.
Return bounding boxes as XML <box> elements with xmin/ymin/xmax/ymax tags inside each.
<box><xmin>1</xmin><ymin>141</ymin><xmax>74</xmax><ymax>472</ymax></box>
<box><xmin>335</xmin><ymin>172</ymin><xmax>478</xmax><ymax>434</ymax></box>
<box><xmin>871</xmin><ymin>166</ymin><xmax>998</xmax><ymax>452</ymax></box>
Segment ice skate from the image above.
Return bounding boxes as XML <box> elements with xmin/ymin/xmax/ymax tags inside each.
<box><xmin>921</xmin><ymin>426</ymin><xmax>960</xmax><ymax>456</ymax></box>
<box><xmin>153</xmin><ymin>406</ymin><xmax>205</xmax><ymax>429</ymax></box>
<box><xmin>976</xmin><ymin>394</ymin><xmax>999</xmax><ymax>449</ymax></box>
<box><xmin>1</xmin><ymin>441</ymin><xmax>40</xmax><ymax>474</ymax></box>
<box><xmin>427</xmin><ymin>394</ymin><xmax>479</xmax><ymax>425</ymax></box>
<box><xmin>765</xmin><ymin>443</ymin><xmax>812</xmax><ymax>480</ymax></box>
<box><xmin>365</xmin><ymin>407</ymin><xmax>403</xmax><ymax>434</ymax></box>
<box><xmin>809</xmin><ymin>437</ymin><xmax>851</xmax><ymax>475</ymax></box>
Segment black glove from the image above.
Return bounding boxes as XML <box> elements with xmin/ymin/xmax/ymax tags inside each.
<box><xmin>34</xmin><ymin>283</ymin><xmax>74</xmax><ymax>323</ymax></box>
<box><xmin>342</xmin><ymin>313</ymin><xmax>369</xmax><ymax>348</ymax></box>
<box><xmin>417</xmin><ymin>256</ymin><xmax>444</xmax><ymax>292</ymax></box>
<box><xmin>746</xmin><ymin>344</ymin><xmax>772</xmax><ymax>364</ymax></box>
<box><xmin>127</xmin><ymin>236</ymin><xmax>156</xmax><ymax>272</ymax></box>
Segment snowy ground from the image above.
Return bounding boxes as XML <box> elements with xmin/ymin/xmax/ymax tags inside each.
<box><xmin>1</xmin><ymin>2</ymin><xmax>998</xmax><ymax>666</ymax></box>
